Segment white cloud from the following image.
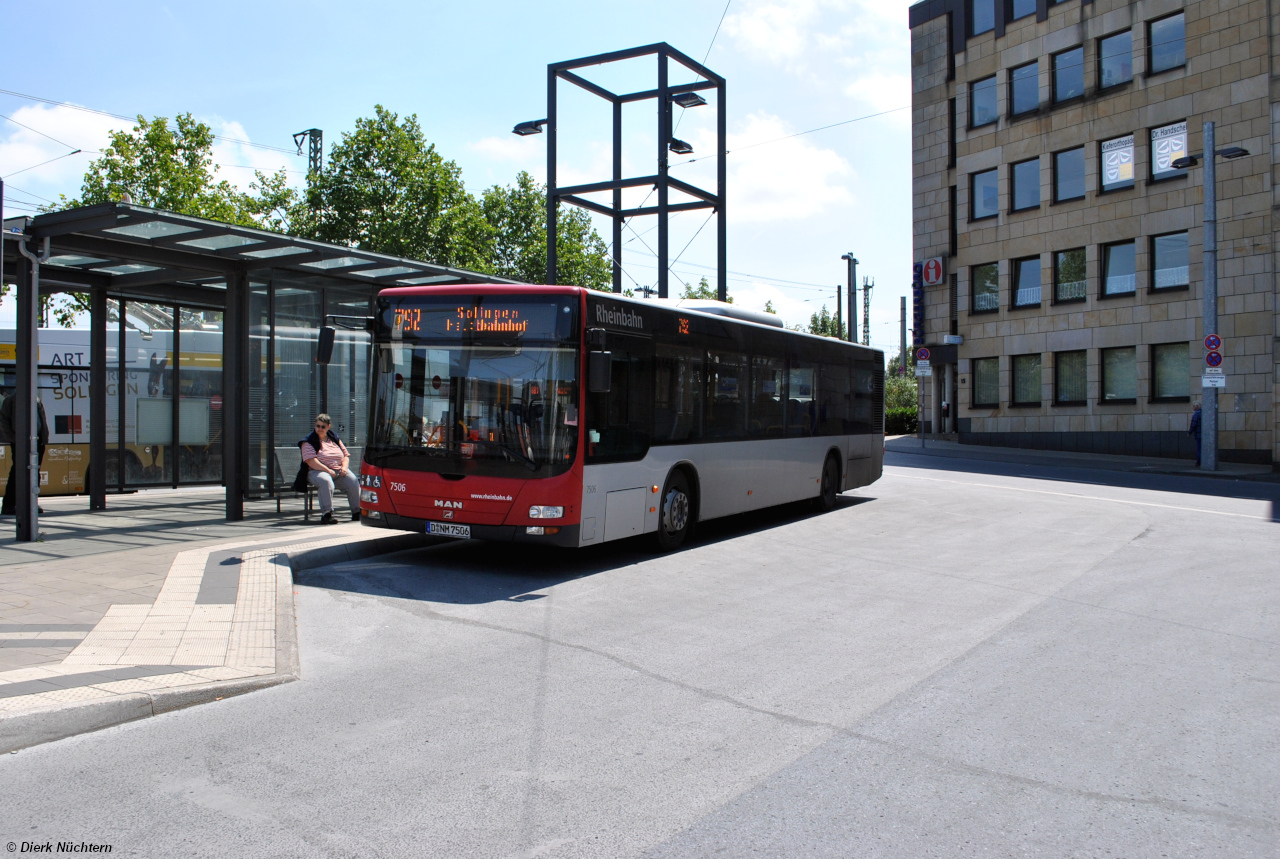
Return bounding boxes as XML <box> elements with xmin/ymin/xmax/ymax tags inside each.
<box><xmin>0</xmin><ymin>104</ymin><xmax>117</xmax><ymax>213</ymax></box>
<box><xmin>684</xmin><ymin>111</ymin><xmax>852</xmax><ymax>224</ymax></box>
<box><xmin>207</xmin><ymin>118</ymin><xmax>300</xmax><ymax>190</ymax></box>
<box><xmin>722</xmin><ymin>0</ymin><xmax>912</xmax><ymax>115</ymax></box>
<box><xmin>470</xmin><ymin>134</ymin><xmax>538</xmax><ymax>165</ymax></box>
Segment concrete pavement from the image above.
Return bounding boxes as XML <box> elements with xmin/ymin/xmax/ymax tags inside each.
<box><xmin>0</xmin><ymin>490</ymin><xmax>432</xmax><ymax>752</ymax></box>
<box><xmin>0</xmin><ymin>452</ymin><xmax>1274</xmax><ymax>857</ymax></box>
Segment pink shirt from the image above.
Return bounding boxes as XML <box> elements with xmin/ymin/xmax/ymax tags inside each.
<box><xmin>302</xmin><ymin>436</ymin><xmax>348</xmax><ymax>471</ymax></box>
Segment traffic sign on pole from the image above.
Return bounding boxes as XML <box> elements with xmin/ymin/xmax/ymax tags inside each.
<box><xmin>1205</xmin><ymin>350</ymin><xmax>1223</xmax><ymax>367</ymax></box>
<box><xmin>1204</xmin><ymin>334</ymin><xmax>1221</xmax><ymax>351</ymax></box>
<box><xmin>917</xmin><ymin>347</ymin><xmax>931</xmax><ymax>361</ymax></box>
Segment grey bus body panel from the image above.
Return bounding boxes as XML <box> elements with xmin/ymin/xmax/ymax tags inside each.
<box><xmin>577</xmin><ymin>434</ymin><xmax>882</xmax><ymax>547</ymax></box>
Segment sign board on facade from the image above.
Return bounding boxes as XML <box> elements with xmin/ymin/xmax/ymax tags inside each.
<box><xmin>1101</xmin><ymin>134</ymin><xmax>1135</xmax><ymax>191</ymax></box>
<box><xmin>922</xmin><ymin>258</ymin><xmax>945</xmax><ymax>287</ymax></box>
<box><xmin>942</xmin><ymin>334</ymin><xmax>963</xmax><ymax>345</ymax></box>
<box><xmin>1151</xmin><ymin>121</ymin><xmax>1188</xmax><ymax>178</ymax></box>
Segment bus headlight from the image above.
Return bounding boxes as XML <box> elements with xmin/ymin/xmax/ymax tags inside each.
<box><xmin>359</xmin><ymin>474</ymin><xmax>381</xmax><ymax>488</ymax></box>
<box><xmin>528</xmin><ymin>506</ymin><xmax>563</xmax><ymax>519</ymax></box>
<box><xmin>361</xmin><ymin>490</ymin><xmax>379</xmax><ymax>504</ymax></box>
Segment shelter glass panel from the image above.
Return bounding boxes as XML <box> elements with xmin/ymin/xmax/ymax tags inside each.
<box><xmin>249</xmin><ymin>283</ymin><xmax>272</xmax><ymax>494</ymax></box>
<box><xmin>325</xmin><ymin>289</ymin><xmax>373</xmax><ymax>470</ymax></box>
<box><xmin>177</xmin><ymin>309</ymin><xmax>223</xmax><ymax>483</ymax></box>
<box><xmin>273</xmin><ymin>283</ymin><xmax>323</xmax><ymax>451</ymax></box>
<box><xmin>125</xmin><ymin>301</ymin><xmax>174</xmax><ymax>486</ymax></box>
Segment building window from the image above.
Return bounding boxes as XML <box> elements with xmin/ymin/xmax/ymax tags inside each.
<box><xmin>1011</xmin><ymin>0</ymin><xmax>1035</xmax><ymax>20</ymax></box>
<box><xmin>1011</xmin><ymin>354</ymin><xmax>1042</xmax><ymax>405</ymax></box>
<box><xmin>971</xmin><ymin>262</ymin><xmax>999</xmax><ymax>312</ymax></box>
<box><xmin>1149</xmin><ymin>12</ymin><xmax>1186</xmax><ymax>74</ymax></box>
<box><xmin>1053</xmin><ymin>47</ymin><xmax>1084</xmax><ymax>102</ymax></box>
<box><xmin>1102</xmin><ymin>241</ymin><xmax>1136</xmax><ymax>296</ymax></box>
<box><xmin>970</xmin><ymin>0</ymin><xmax>995</xmax><ymax>36</ymax></box>
<box><xmin>1099</xmin><ymin>31</ymin><xmax>1133</xmax><ymax>89</ymax></box>
<box><xmin>970</xmin><ymin>75</ymin><xmax>998</xmax><ymax>127</ymax></box>
<box><xmin>1011</xmin><ymin>158</ymin><xmax>1040</xmax><ymax>211</ymax></box>
<box><xmin>971</xmin><ymin>169</ymin><xmax>999</xmax><ymax>220</ymax></box>
<box><xmin>1101</xmin><ymin>347</ymin><xmax>1137</xmax><ymax>401</ymax></box>
<box><xmin>1054</xmin><ymin>248</ymin><xmax>1087</xmax><ymax>302</ymax></box>
<box><xmin>949</xmin><ymin>185</ymin><xmax>958</xmax><ymax>255</ymax></box>
<box><xmin>1009</xmin><ymin>62</ymin><xmax>1039</xmax><ymax>116</ymax></box>
<box><xmin>1100</xmin><ymin>134</ymin><xmax>1135</xmax><ymax>191</ymax></box>
<box><xmin>1151</xmin><ymin>121</ymin><xmax>1188</xmax><ymax>180</ymax></box>
<box><xmin>1056</xmin><ymin>351</ymin><xmax>1088</xmax><ymax>404</ymax></box>
<box><xmin>1151</xmin><ymin>232</ymin><xmax>1190</xmax><ymax>291</ymax></box>
<box><xmin>1152</xmin><ymin>342</ymin><xmax>1190</xmax><ymax>400</ymax></box>
<box><xmin>973</xmin><ymin>357</ymin><xmax>1000</xmax><ymax>407</ymax></box>
<box><xmin>1012</xmin><ymin>256</ymin><xmax>1042</xmax><ymax>307</ymax></box>
<box><xmin>1054</xmin><ymin>147</ymin><xmax>1086</xmax><ymax>202</ymax></box>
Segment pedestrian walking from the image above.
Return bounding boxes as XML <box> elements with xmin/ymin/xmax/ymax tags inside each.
<box><xmin>1188</xmin><ymin>402</ymin><xmax>1202</xmax><ymax>467</ymax></box>
<box><xmin>296</xmin><ymin>413</ymin><xmax>360</xmax><ymax>525</ymax></box>
<box><xmin>0</xmin><ymin>393</ymin><xmax>49</xmax><ymax>519</ymax></box>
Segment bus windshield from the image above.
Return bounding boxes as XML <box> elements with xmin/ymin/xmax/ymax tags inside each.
<box><xmin>367</xmin><ymin>295</ymin><xmax>579</xmax><ymax>478</ymax></box>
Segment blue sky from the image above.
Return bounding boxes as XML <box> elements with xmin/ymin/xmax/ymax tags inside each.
<box><xmin>1</xmin><ymin>0</ymin><xmax>914</xmax><ymax>349</ymax></box>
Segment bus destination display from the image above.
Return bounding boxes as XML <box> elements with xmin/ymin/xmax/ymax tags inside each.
<box><xmin>382</xmin><ymin>297</ymin><xmax>573</xmax><ymax>340</ymax></box>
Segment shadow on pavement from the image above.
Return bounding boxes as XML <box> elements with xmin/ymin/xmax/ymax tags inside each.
<box><xmin>886</xmin><ymin>450</ymin><xmax>1280</xmax><ymax>509</ymax></box>
<box><xmin>296</xmin><ymin>494</ymin><xmax>876</xmax><ymax>605</ymax></box>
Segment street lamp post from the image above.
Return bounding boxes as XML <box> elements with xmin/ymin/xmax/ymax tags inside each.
<box><xmin>1172</xmin><ymin>122</ymin><xmax>1249</xmax><ymax>472</ymax></box>
<box><xmin>840</xmin><ymin>253</ymin><xmax>857</xmax><ymax>343</ymax></box>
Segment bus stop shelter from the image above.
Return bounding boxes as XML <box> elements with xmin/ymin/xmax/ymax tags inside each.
<box><xmin>1</xmin><ymin>202</ymin><xmax>517</xmax><ymax>541</ymax></box>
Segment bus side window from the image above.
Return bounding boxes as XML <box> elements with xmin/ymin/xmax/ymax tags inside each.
<box><xmin>653</xmin><ymin>344</ymin><xmax>702</xmax><ymax>444</ymax></box>
<box><xmin>706</xmin><ymin>351</ymin><xmax>748</xmax><ymax>440</ymax></box>
<box><xmin>787</xmin><ymin>360</ymin><xmax>816</xmax><ymax>437</ymax></box>
<box><xmin>587</xmin><ymin>335</ymin><xmax>652</xmax><ymax>462</ymax></box>
<box><xmin>851</xmin><ymin>360</ymin><xmax>878</xmax><ymax>434</ymax></box>
<box><xmin>819</xmin><ymin>362</ymin><xmax>852</xmax><ymax>435</ymax></box>
<box><xmin>748</xmin><ymin>356</ymin><xmax>785</xmax><ymax>438</ymax></box>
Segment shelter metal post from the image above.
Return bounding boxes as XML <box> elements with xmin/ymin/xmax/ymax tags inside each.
<box><xmin>13</xmin><ymin>247</ymin><xmax>37</xmax><ymax>540</ymax></box>
<box><xmin>89</xmin><ymin>287</ymin><xmax>107</xmax><ymax>510</ymax></box>
<box><xmin>223</xmin><ymin>270</ymin><xmax>247</xmax><ymax>520</ymax></box>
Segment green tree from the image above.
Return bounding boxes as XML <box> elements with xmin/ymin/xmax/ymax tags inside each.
<box><xmin>480</xmin><ymin>171</ymin><xmax>611</xmax><ymax>290</ymax></box>
<box><xmin>291</xmin><ymin>105</ymin><xmax>489</xmax><ymax>270</ymax></box>
<box><xmin>884</xmin><ymin>352</ymin><xmax>918</xmax><ymax>411</ymax></box>
<box><xmin>680</xmin><ymin>276</ymin><xmax>731</xmax><ymax>303</ymax></box>
<box><xmin>39</xmin><ymin>114</ymin><xmax>290</xmax><ymax>326</ymax></box>
<box><xmin>62</xmin><ymin>113</ymin><xmax>281</xmax><ymax>224</ymax></box>
<box><xmin>807</xmin><ymin>305</ymin><xmax>846</xmax><ymax>339</ymax></box>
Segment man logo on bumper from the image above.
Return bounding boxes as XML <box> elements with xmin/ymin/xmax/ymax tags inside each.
<box><xmin>434</xmin><ymin>500</ymin><xmax>462</xmax><ymax>509</ymax></box>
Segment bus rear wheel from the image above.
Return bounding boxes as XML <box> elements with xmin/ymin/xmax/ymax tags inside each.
<box><xmin>815</xmin><ymin>453</ymin><xmax>840</xmax><ymax>512</ymax></box>
<box><xmin>654</xmin><ymin>470</ymin><xmax>692</xmax><ymax>552</ymax></box>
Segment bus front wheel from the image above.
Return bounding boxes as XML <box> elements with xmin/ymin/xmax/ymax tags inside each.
<box><xmin>654</xmin><ymin>470</ymin><xmax>692</xmax><ymax>552</ymax></box>
<box><xmin>815</xmin><ymin>454</ymin><xmax>840</xmax><ymax>512</ymax></box>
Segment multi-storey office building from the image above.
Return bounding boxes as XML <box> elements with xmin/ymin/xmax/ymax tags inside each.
<box><xmin>909</xmin><ymin>0</ymin><xmax>1277</xmax><ymax>465</ymax></box>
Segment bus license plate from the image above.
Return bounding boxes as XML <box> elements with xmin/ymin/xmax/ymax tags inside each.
<box><xmin>428</xmin><ymin>522</ymin><xmax>471</xmax><ymax>539</ymax></box>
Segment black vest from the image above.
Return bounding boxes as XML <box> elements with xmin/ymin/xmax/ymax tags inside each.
<box><xmin>291</xmin><ymin>429</ymin><xmax>343</xmax><ymax>493</ymax></box>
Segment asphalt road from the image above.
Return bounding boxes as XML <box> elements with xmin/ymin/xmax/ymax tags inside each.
<box><xmin>2</xmin><ymin>453</ymin><xmax>1277</xmax><ymax>858</ymax></box>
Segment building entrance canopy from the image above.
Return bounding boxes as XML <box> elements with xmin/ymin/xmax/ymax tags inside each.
<box><xmin>1</xmin><ymin>202</ymin><xmax>518</xmax><ymax>541</ymax></box>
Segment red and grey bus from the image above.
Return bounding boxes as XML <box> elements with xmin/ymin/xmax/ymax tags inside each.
<box><xmin>348</xmin><ymin>286</ymin><xmax>883</xmax><ymax>550</ymax></box>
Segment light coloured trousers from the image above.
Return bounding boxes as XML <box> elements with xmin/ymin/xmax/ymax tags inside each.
<box><xmin>308</xmin><ymin>469</ymin><xmax>360</xmax><ymax>514</ymax></box>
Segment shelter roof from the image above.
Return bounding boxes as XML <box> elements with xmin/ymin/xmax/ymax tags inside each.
<box><xmin>3</xmin><ymin>203</ymin><xmax>519</xmax><ymax>308</ymax></box>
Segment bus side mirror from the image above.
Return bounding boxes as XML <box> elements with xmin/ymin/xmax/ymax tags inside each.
<box><xmin>588</xmin><ymin>351</ymin><xmax>612</xmax><ymax>393</ymax></box>
<box><xmin>316</xmin><ymin>326</ymin><xmax>336</xmax><ymax>365</ymax></box>
<box><xmin>378</xmin><ymin>348</ymin><xmax>394</xmax><ymax>375</ymax></box>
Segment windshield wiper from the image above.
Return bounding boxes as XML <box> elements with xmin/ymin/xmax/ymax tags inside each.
<box><xmin>471</xmin><ymin>439</ymin><xmax>540</xmax><ymax>471</ymax></box>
